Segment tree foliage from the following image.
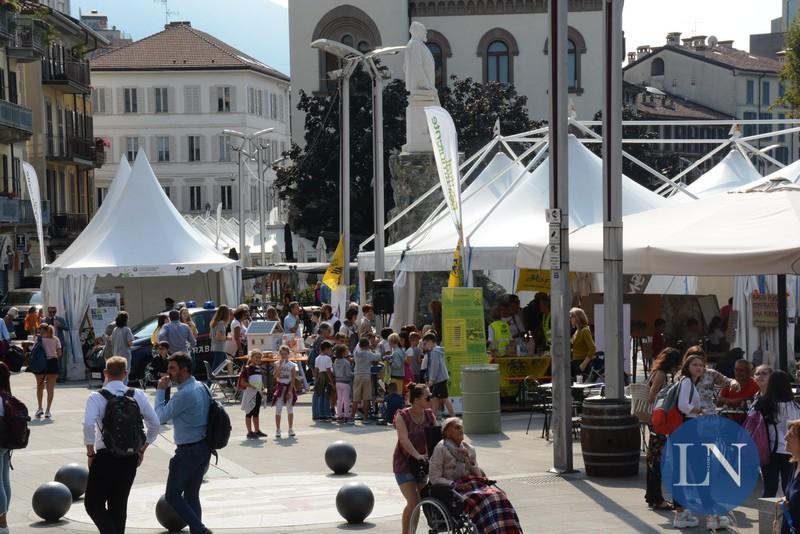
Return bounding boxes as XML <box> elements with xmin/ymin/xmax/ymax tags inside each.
<box><xmin>776</xmin><ymin>15</ymin><xmax>800</xmax><ymax>117</ymax></box>
<box><xmin>276</xmin><ymin>74</ymin><xmax>542</xmax><ymax>247</ymax></box>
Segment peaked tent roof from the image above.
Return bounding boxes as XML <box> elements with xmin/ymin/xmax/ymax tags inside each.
<box><xmin>91</xmin><ymin>22</ymin><xmax>289</xmax><ymax>81</ymax></box>
<box><xmin>358</xmin><ymin>136</ymin><xmax>668</xmax><ymax>272</ymax></box>
<box><xmin>47</xmin><ymin>150</ymin><xmax>235</xmax><ymax>277</ymax></box>
<box><xmin>670</xmin><ymin>149</ymin><xmax>762</xmax><ymax>201</ymax></box>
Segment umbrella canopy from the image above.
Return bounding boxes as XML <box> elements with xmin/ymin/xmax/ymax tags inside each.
<box><xmin>316</xmin><ymin>236</ymin><xmax>327</xmax><ymax>263</ymax></box>
<box><xmin>517</xmin><ymin>180</ymin><xmax>800</xmax><ymax>276</ymax></box>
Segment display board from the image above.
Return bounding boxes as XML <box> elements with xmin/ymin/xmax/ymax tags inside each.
<box><xmin>442</xmin><ymin>287</ymin><xmax>488</xmax><ymax>398</ymax></box>
<box><xmin>88</xmin><ymin>293</ymin><xmax>120</xmax><ymax>334</ymax></box>
<box><xmin>751</xmin><ymin>294</ymin><xmax>779</xmax><ymax>328</ymax></box>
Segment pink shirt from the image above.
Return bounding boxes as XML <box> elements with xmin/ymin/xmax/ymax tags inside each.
<box><xmin>41</xmin><ymin>336</ymin><xmax>61</xmax><ymax>359</ymax></box>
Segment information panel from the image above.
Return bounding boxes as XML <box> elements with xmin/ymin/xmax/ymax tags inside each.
<box><xmin>442</xmin><ymin>287</ymin><xmax>488</xmax><ymax>398</ymax></box>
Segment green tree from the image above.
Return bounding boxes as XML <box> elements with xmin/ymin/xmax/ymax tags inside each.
<box><xmin>776</xmin><ymin>15</ymin><xmax>800</xmax><ymax>116</ymax></box>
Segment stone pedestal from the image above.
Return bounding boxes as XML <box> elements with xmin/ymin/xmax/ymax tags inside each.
<box><xmin>402</xmin><ymin>90</ymin><xmax>439</xmax><ymax>153</ymax></box>
<box><xmin>388</xmin><ymin>151</ymin><xmax>439</xmax><ymax>244</ymax></box>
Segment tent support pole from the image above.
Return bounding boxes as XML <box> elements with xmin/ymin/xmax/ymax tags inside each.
<box><xmin>548</xmin><ymin>0</ymin><xmax>573</xmax><ymax>474</ymax></box>
<box><xmin>602</xmin><ymin>0</ymin><xmax>625</xmax><ymax>400</ymax></box>
<box><xmin>779</xmin><ymin>274</ymin><xmax>789</xmax><ymax>372</ymax></box>
<box><xmin>738</xmin><ymin>139</ymin><xmax>786</xmax><ymax>170</ymax></box>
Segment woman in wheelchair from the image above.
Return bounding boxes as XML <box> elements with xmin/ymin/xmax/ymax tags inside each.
<box><xmin>429</xmin><ymin>418</ymin><xmax>523</xmax><ymax>533</ymax></box>
<box><xmin>394</xmin><ymin>383</ymin><xmax>437</xmax><ymax>534</ymax></box>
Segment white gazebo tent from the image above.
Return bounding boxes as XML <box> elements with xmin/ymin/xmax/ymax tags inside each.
<box><xmin>669</xmin><ymin>149</ymin><xmax>761</xmax><ymax>201</ymax></box>
<box><xmin>516</xmin><ymin>181</ymin><xmax>800</xmax><ymax>368</ymax></box>
<box><xmin>42</xmin><ymin>151</ymin><xmax>238</xmax><ymax>379</ymax></box>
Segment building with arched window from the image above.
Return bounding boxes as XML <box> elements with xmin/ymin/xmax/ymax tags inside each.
<box><xmin>289</xmin><ymin>0</ymin><xmax>604</xmax><ymax>145</ymax></box>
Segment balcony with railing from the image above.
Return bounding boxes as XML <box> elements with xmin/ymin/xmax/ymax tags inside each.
<box><xmin>0</xmin><ymin>197</ymin><xmax>50</xmax><ymax>226</ymax></box>
<box><xmin>46</xmin><ymin>136</ymin><xmax>104</xmax><ymax>168</ymax></box>
<box><xmin>51</xmin><ymin>212</ymin><xmax>86</xmax><ymax>238</ymax></box>
<box><xmin>8</xmin><ymin>19</ymin><xmax>46</xmax><ymax>63</ymax></box>
<box><xmin>0</xmin><ymin>99</ymin><xmax>32</xmax><ymax>143</ymax></box>
<box><xmin>42</xmin><ymin>59</ymin><xmax>91</xmax><ymax>94</ymax></box>
<box><xmin>0</xmin><ymin>8</ymin><xmax>16</xmax><ymax>43</ymax></box>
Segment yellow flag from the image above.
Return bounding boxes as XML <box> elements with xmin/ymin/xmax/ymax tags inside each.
<box><xmin>322</xmin><ymin>235</ymin><xmax>345</xmax><ymax>291</ymax></box>
<box><xmin>448</xmin><ymin>238</ymin><xmax>463</xmax><ymax>288</ymax></box>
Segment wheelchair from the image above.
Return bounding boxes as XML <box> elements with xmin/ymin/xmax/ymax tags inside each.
<box><xmin>409</xmin><ymin>483</ymin><xmax>477</xmax><ymax>534</ymax></box>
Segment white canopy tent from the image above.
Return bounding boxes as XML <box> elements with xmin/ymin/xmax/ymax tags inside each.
<box><xmin>516</xmin><ymin>181</ymin><xmax>800</xmax><ymax>367</ymax></box>
<box><xmin>669</xmin><ymin>149</ymin><xmax>761</xmax><ymax>201</ymax></box>
<box><xmin>42</xmin><ymin>151</ymin><xmax>238</xmax><ymax>379</ymax></box>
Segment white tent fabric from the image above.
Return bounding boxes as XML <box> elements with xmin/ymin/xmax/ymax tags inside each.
<box><xmin>359</xmin><ymin>136</ymin><xmax>668</xmax><ymax>272</ymax></box>
<box><xmin>42</xmin><ymin>150</ymin><xmax>237</xmax><ymax>379</ymax></box>
<box><xmin>517</xmin><ymin>185</ymin><xmax>800</xmax><ymax>276</ymax></box>
<box><xmin>738</xmin><ymin>159</ymin><xmax>800</xmax><ymax>191</ymax></box>
<box><xmin>670</xmin><ymin>149</ymin><xmax>761</xmax><ymax>201</ymax></box>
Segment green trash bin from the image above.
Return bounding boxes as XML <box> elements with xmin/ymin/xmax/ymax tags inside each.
<box><xmin>460</xmin><ymin>364</ymin><xmax>501</xmax><ymax>434</ymax></box>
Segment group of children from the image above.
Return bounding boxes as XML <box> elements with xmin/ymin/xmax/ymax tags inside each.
<box><xmin>237</xmin><ymin>345</ymin><xmax>299</xmax><ymax>439</ymax></box>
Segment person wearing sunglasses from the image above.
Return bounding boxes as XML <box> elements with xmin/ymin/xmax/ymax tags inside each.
<box><xmin>393</xmin><ymin>382</ymin><xmax>436</xmax><ymax>534</ymax></box>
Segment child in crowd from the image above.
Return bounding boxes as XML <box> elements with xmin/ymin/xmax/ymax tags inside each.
<box><xmin>379</xmin><ymin>328</ymin><xmax>393</xmax><ymax>357</ymax></box>
<box><xmin>312</xmin><ymin>341</ymin><xmax>334</xmax><ymax>420</ymax></box>
<box><xmin>332</xmin><ymin>344</ymin><xmax>353</xmax><ymax>423</ymax></box>
<box><xmin>408</xmin><ymin>331</ymin><xmax>423</xmax><ymax>383</ymax></box>
<box><xmin>240</xmin><ymin>350</ymin><xmax>267</xmax><ymax>439</ymax></box>
<box><xmin>151</xmin><ymin>340</ymin><xmax>171</xmax><ymax>401</ymax></box>
<box><xmin>387</xmin><ymin>333</ymin><xmax>406</xmax><ymax>396</ymax></box>
<box><xmin>272</xmin><ymin>345</ymin><xmax>298</xmax><ymax>438</ymax></box>
<box><xmin>383</xmin><ymin>382</ymin><xmax>404</xmax><ymax>425</ymax></box>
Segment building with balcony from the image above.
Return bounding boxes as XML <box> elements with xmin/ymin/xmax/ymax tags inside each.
<box><xmin>90</xmin><ymin>21</ymin><xmax>290</xmax><ymax>222</ymax></box>
<box><xmin>17</xmin><ymin>5</ymin><xmax>107</xmax><ymax>266</ymax></box>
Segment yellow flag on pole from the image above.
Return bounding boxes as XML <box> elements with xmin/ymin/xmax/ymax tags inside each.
<box><xmin>448</xmin><ymin>238</ymin><xmax>463</xmax><ymax>288</ymax></box>
<box><xmin>322</xmin><ymin>235</ymin><xmax>345</xmax><ymax>291</ymax></box>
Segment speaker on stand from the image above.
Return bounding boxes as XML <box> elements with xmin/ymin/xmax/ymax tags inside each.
<box><xmin>372</xmin><ymin>279</ymin><xmax>394</xmax><ymax>328</ymax></box>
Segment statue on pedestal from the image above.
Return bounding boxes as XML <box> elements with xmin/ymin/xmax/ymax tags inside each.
<box><xmin>402</xmin><ymin>22</ymin><xmax>440</xmax><ymax>153</ymax></box>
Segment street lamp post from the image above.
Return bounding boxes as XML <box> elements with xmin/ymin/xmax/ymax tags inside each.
<box><xmin>310</xmin><ymin>39</ymin><xmax>405</xmax><ymax>290</ymax></box>
<box><xmin>222</xmin><ymin>127</ymin><xmax>274</xmax><ymax>298</ymax></box>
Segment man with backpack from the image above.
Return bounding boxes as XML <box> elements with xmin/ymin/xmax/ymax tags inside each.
<box><xmin>154</xmin><ymin>352</ymin><xmax>214</xmax><ymax>534</ymax></box>
<box><xmin>83</xmin><ymin>356</ymin><xmax>160</xmax><ymax>534</ymax></box>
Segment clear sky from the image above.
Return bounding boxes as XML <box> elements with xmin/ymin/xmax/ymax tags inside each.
<box><xmin>72</xmin><ymin>0</ymin><xmax>782</xmax><ymax>77</ymax></box>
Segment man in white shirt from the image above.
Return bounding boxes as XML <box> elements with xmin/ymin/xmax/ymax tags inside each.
<box><xmin>83</xmin><ymin>356</ymin><xmax>160</xmax><ymax>534</ymax></box>
<box><xmin>283</xmin><ymin>301</ymin><xmax>301</xmax><ymax>334</ymax></box>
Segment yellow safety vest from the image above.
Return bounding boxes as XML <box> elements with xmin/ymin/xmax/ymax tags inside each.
<box><xmin>489</xmin><ymin>320</ymin><xmax>512</xmax><ymax>353</ymax></box>
<box><xmin>542</xmin><ymin>313</ymin><xmax>552</xmax><ymax>346</ymax></box>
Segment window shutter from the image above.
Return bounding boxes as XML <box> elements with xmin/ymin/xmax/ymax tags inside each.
<box><xmin>231</xmin><ymin>184</ymin><xmax>239</xmax><ymax>211</ymax></box>
<box><xmin>184</xmin><ymin>86</ymin><xmax>193</xmax><ymax>113</ymax></box>
<box><xmin>136</xmin><ymin>88</ymin><xmax>144</xmax><ymax>114</ymax></box>
<box><xmin>147</xmin><ymin>87</ymin><xmax>155</xmax><ymax>113</ymax></box>
<box><xmin>103</xmin><ymin>88</ymin><xmax>111</xmax><ymax>114</ymax></box>
<box><xmin>211</xmin><ymin>134</ymin><xmax>220</xmax><ymax>161</ymax></box>
<box><xmin>182</xmin><ymin>185</ymin><xmax>190</xmax><ymax>212</ymax></box>
<box><xmin>212</xmin><ymin>183</ymin><xmax>221</xmax><ymax>208</ymax></box>
<box><xmin>169</xmin><ymin>135</ymin><xmax>176</xmax><ymax>162</ymax></box>
<box><xmin>279</xmin><ymin>94</ymin><xmax>285</xmax><ymax>122</ymax></box>
<box><xmin>210</xmin><ymin>86</ymin><xmax>217</xmax><ymax>112</ymax></box>
<box><xmin>167</xmin><ymin>86</ymin><xmax>175</xmax><ymax>113</ymax></box>
<box><xmin>149</xmin><ymin>135</ymin><xmax>157</xmax><ymax>160</ymax></box>
<box><xmin>229</xmin><ymin>86</ymin><xmax>237</xmax><ymax>112</ymax></box>
<box><xmin>115</xmin><ymin>87</ymin><xmax>124</xmax><ymax>113</ymax></box>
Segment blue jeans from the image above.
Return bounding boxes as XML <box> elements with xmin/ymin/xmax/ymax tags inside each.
<box><xmin>165</xmin><ymin>441</ymin><xmax>211</xmax><ymax>534</ymax></box>
<box><xmin>0</xmin><ymin>449</ymin><xmax>10</xmax><ymax>514</ymax></box>
<box><xmin>312</xmin><ymin>392</ymin><xmax>331</xmax><ymax>419</ymax></box>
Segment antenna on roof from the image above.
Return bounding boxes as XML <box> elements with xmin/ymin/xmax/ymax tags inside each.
<box><xmin>154</xmin><ymin>0</ymin><xmax>179</xmax><ymax>25</ymax></box>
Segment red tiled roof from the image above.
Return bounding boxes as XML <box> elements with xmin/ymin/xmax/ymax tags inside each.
<box><xmin>625</xmin><ymin>43</ymin><xmax>781</xmax><ymax>74</ymax></box>
<box><xmin>633</xmin><ymin>90</ymin><xmax>733</xmax><ymax>120</ymax></box>
<box><xmin>90</xmin><ymin>22</ymin><xmax>288</xmax><ymax>81</ymax></box>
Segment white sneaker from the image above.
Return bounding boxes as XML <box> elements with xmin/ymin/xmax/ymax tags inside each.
<box><xmin>35</xmin><ymin>409</ymin><xmax>43</xmax><ymax>418</ymax></box>
<box><xmin>674</xmin><ymin>510</ymin><xmax>700</xmax><ymax>529</ymax></box>
<box><xmin>706</xmin><ymin>515</ymin><xmax>730</xmax><ymax>530</ymax></box>
<box><xmin>288</xmin><ymin>428</ymin><xmax>296</xmax><ymax>437</ymax></box>
<box><xmin>44</xmin><ymin>411</ymin><xmax>51</xmax><ymax>419</ymax></box>
<box><xmin>275</xmin><ymin>429</ymin><xmax>281</xmax><ymax>438</ymax></box>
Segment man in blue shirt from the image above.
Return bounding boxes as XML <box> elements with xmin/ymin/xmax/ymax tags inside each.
<box><xmin>158</xmin><ymin>310</ymin><xmax>196</xmax><ymax>354</ymax></box>
<box><xmin>155</xmin><ymin>352</ymin><xmax>212</xmax><ymax>534</ymax></box>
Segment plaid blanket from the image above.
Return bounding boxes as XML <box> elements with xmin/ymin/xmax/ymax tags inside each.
<box><xmin>454</xmin><ymin>475</ymin><xmax>523</xmax><ymax>533</ymax></box>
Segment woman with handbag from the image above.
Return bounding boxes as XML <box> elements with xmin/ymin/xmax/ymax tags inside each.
<box><xmin>429</xmin><ymin>418</ymin><xmax>522</xmax><ymax>533</ymax></box>
<box><xmin>644</xmin><ymin>348</ymin><xmax>682</xmax><ymax>511</ymax></box>
<box><xmin>393</xmin><ymin>382</ymin><xmax>436</xmax><ymax>534</ymax></box>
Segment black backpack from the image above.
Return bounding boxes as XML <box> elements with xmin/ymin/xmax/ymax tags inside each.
<box><xmin>0</xmin><ymin>392</ymin><xmax>30</xmax><ymax>449</ymax></box>
<box><xmin>204</xmin><ymin>386</ymin><xmax>231</xmax><ymax>459</ymax></box>
<box><xmin>99</xmin><ymin>389</ymin><xmax>146</xmax><ymax>457</ymax></box>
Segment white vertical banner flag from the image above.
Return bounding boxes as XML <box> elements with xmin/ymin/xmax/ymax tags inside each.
<box><xmin>424</xmin><ymin>106</ymin><xmax>463</xmax><ymax>235</ymax></box>
<box><xmin>21</xmin><ymin>161</ymin><xmax>45</xmax><ymax>270</ymax></box>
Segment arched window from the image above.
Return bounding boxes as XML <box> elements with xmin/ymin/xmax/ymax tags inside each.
<box><xmin>477</xmin><ymin>28</ymin><xmax>519</xmax><ymax>85</ymax></box>
<box><xmin>425</xmin><ymin>29</ymin><xmax>452</xmax><ymax>90</ymax></box>
<box><xmin>651</xmin><ymin>57</ymin><xmax>665</xmax><ymax>76</ymax></box>
<box><xmin>487</xmin><ymin>41</ymin><xmax>510</xmax><ymax>84</ymax></box>
<box><xmin>543</xmin><ymin>26</ymin><xmax>587</xmax><ymax>94</ymax></box>
<box><xmin>312</xmin><ymin>6</ymin><xmax>382</xmax><ymax>93</ymax></box>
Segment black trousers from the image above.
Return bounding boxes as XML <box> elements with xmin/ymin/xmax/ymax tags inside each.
<box><xmin>84</xmin><ymin>449</ymin><xmax>139</xmax><ymax>534</ymax></box>
<box><xmin>763</xmin><ymin>452</ymin><xmax>794</xmax><ymax>498</ymax></box>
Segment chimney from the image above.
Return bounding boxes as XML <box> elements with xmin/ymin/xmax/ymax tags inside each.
<box><xmin>681</xmin><ymin>37</ymin><xmax>693</xmax><ymax>47</ymax></box>
<box><xmin>692</xmin><ymin>35</ymin><xmax>708</xmax><ymax>50</ymax></box>
<box><xmin>666</xmin><ymin>32</ymin><xmax>681</xmax><ymax>45</ymax></box>
<box><xmin>718</xmin><ymin>40</ymin><xmax>734</xmax><ymax>48</ymax></box>
<box><xmin>627</xmin><ymin>51</ymin><xmax>636</xmax><ymax>64</ymax></box>
<box><xmin>636</xmin><ymin>45</ymin><xmax>652</xmax><ymax>60</ymax></box>
<box><xmin>165</xmin><ymin>21</ymin><xmax>191</xmax><ymax>29</ymax></box>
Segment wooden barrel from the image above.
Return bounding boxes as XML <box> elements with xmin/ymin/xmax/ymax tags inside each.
<box><xmin>580</xmin><ymin>398</ymin><xmax>640</xmax><ymax>477</ymax></box>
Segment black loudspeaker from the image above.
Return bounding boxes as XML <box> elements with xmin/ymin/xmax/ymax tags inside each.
<box><xmin>372</xmin><ymin>279</ymin><xmax>394</xmax><ymax>315</ymax></box>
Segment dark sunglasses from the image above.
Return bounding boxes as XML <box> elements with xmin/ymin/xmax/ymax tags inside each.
<box><xmin>425</xmin><ymin>395</ymin><xmax>433</xmax><ymax>401</ymax></box>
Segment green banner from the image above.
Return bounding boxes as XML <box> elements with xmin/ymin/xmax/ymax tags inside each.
<box><xmin>441</xmin><ymin>287</ymin><xmax>488</xmax><ymax>396</ymax></box>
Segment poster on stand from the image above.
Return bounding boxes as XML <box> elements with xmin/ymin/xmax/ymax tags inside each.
<box><xmin>88</xmin><ymin>293</ymin><xmax>120</xmax><ymax>334</ymax></box>
<box><xmin>442</xmin><ymin>287</ymin><xmax>488</xmax><ymax>411</ymax></box>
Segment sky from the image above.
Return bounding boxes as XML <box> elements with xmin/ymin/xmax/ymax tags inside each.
<box><xmin>72</xmin><ymin>0</ymin><xmax>783</xmax><ymax>77</ymax></box>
